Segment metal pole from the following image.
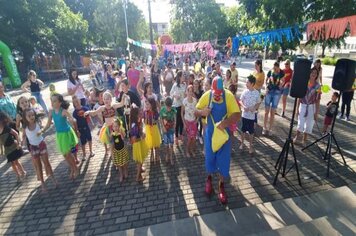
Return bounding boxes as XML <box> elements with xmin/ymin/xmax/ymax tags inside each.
<box><xmin>123</xmin><ymin>0</ymin><xmax>130</xmax><ymax>60</ymax></box>
<box><xmin>148</xmin><ymin>0</ymin><xmax>154</xmax><ymax>57</ymax></box>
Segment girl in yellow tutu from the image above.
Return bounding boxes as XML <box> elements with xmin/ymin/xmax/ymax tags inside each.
<box><xmin>85</xmin><ymin>91</ymin><xmax>126</xmax><ymax>157</ymax></box>
<box><xmin>130</xmin><ymin>106</ymin><xmax>148</xmax><ymax>182</ymax></box>
<box><xmin>144</xmin><ymin>97</ymin><xmax>161</xmax><ymax>164</ymax></box>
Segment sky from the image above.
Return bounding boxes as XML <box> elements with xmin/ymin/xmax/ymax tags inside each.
<box><xmin>131</xmin><ymin>0</ymin><xmax>239</xmax><ymax>23</ymax></box>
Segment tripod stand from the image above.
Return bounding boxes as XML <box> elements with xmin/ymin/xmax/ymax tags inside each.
<box><xmin>302</xmin><ymin>93</ymin><xmax>347</xmax><ymax>177</ymax></box>
<box><xmin>274</xmin><ymin>98</ymin><xmax>302</xmax><ymax>186</ymax></box>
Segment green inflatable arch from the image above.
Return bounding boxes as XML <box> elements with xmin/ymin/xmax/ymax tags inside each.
<box><xmin>0</xmin><ymin>40</ymin><xmax>22</xmax><ymax>87</ymax></box>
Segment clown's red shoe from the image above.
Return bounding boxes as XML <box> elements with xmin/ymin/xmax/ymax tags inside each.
<box><xmin>205</xmin><ymin>175</ymin><xmax>213</xmax><ymax>196</ymax></box>
<box><xmin>218</xmin><ymin>181</ymin><xmax>227</xmax><ymax>204</ymax></box>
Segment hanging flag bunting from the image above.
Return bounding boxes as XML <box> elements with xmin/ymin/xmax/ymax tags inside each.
<box><xmin>307</xmin><ymin>15</ymin><xmax>356</xmax><ymax>41</ymax></box>
<box><xmin>127</xmin><ymin>38</ymin><xmax>215</xmax><ymax>57</ymax></box>
<box><xmin>232</xmin><ymin>26</ymin><xmax>301</xmax><ymax>54</ymax></box>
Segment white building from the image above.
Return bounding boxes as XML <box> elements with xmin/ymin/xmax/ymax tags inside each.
<box><xmin>152</xmin><ymin>22</ymin><xmax>169</xmax><ymax>36</ymax></box>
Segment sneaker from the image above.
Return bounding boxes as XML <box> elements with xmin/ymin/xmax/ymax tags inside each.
<box><xmin>218</xmin><ymin>181</ymin><xmax>227</xmax><ymax>204</ymax></box>
<box><xmin>199</xmin><ymin>137</ymin><xmax>203</xmax><ymax>145</ymax></box>
<box><xmin>82</xmin><ymin>155</ymin><xmax>86</xmax><ymax>161</ymax></box>
<box><xmin>338</xmin><ymin>115</ymin><xmax>344</xmax><ymax>119</ymax></box>
<box><xmin>262</xmin><ymin>129</ymin><xmax>267</xmax><ymax>135</ymax></box>
<box><xmin>205</xmin><ymin>176</ymin><xmax>213</xmax><ymax>196</ymax></box>
<box><xmin>345</xmin><ymin>116</ymin><xmax>351</xmax><ymax>121</ymax></box>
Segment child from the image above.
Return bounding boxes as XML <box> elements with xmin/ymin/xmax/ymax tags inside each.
<box><xmin>228</xmin><ymin>84</ymin><xmax>239</xmax><ymax>136</ymax></box>
<box><xmin>130</xmin><ymin>106</ymin><xmax>148</xmax><ymax>181</ymax></box>
<box><xmin>85</xmin><ymin>91</ymin><xmax>126</xmax><ymax>157</ymax></box>
<box><xmin>144</xmin><ymin>97</ymin><xmax>161</xmax><ymax>163</ymax></box>
<box><xmin>16</xmin><ymin>96</ymin><xmax>31</xmax><ymax>152</ymax></box>
<box><xmin>49</xmin><ymin>83</ymin><xmax>57</xmax><ymax>96</ymax></box>
<box><xmin>160</xmin><ymin>97</ymin><xmax>176</xmax><ymax>165</ymax></box>
<box><xmin>29</xmin><ymin>96</ymin><xmax>45</xmax><ymax>116</ymax></box>
<box><xmin>193</xmin><ymin>79</ymin><xmax>204</xmax><ymax>144</ymax></box>
<box><xmin>23</xmin><ymin>108</ymin><xmax>57</xmax><ymax>192</ymax></box>
<box><xmin>239</xmin><ymin>75</ymin><xmax>260</xmax><ymax>154</ymax></box>
<box><xmin>72</xmin><ymin>95</ymin><xmax>95</xmax><ymax>161</ymax></box>
<box><xmin>39</xmin><ymin>94</ymin><xmax>79</xmax><ymax>180</ymax></box>
<box><xmin>111</xmin><ymin>118</ymin><xmax>129</xmax><ymax>182</ymax></box>
<box><xmin>182</xmin><ymin>85</ymin><xmax>197</xmax><ymax>157</ymax></box>
<box><xmin>323</xmin><ymin>92</ymin><xmax>339</xmax><ymax>133</ymax></box>
<box><xmin>0</xmin><ymin>111</ymin><xmax>26</xmax><ymax>182</ymax></box>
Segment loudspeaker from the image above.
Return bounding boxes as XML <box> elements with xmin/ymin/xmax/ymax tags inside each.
<box><xmin>290</xmin><ymin>59</ymin><xmax>312</xmax><ymax>98</ymax></box>
<box><xmin>332</xmin><ymin>59</ymin><xmax>356</xmax><ymax>91</ymax></box>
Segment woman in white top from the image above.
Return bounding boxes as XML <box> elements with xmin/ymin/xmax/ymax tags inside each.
<box><xmin>163</xmin><ymin>63</ymin><xmax>175</xmax><ymax>96</ymax></box>
<box><xmin>23</xmin><ymin>108</ymin><xmax>57</xmax><ymax>192</ymax></box>
<box><xmin>67</xmin><ymin>68</ymin><xmax>86</xmax><ymax>106</ymax></box>
<box><xmin>170</xmin><ymin>71</ymin><xmax>186</xmax><ymax>144</ymax></box>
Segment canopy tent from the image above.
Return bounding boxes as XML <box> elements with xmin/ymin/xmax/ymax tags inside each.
<box><xmin>307</xmin><ymin>15</ymin><xmax>356</xmax><ymax>41</ymax></box>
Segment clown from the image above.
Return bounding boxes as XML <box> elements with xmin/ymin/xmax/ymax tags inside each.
<box><xmin>195</xmin><ymin>77</ymin><xmax>240</xmax><ymax>204</ymax></box>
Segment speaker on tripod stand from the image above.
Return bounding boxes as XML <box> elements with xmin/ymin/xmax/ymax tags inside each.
<box><xmin>274</xmin><ymin>59</ymin><xmax>312</xmax><ymax>186</ymax></box>
<box><xmin>302</xmin><ymin>58</ymin><xmax>356</xmax><ymax>177</ymax></box>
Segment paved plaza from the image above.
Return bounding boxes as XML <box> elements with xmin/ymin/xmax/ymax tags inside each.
<box><xmin>0</xmin><ymin>60</ymin><xmax>355</xmax><ymax>235</ymax></box>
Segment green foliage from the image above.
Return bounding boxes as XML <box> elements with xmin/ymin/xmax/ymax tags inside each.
<box><xmin>322</xmin><ymin>57</ymin><xmax>338</xmax><ymax>66</ymax></box>
<box><xmin>170</xmin><ymin>0</ymin><xmax>227</xmax><ymax>43</ymax></box>
<box><xmin>0</xmin><ymin>0</ymin><xmax>88</xmax><ymax>61</ymax></box>
<box><xmin>92</xmin><ymin>0</ymin><xmax>148</xmax><ymax>51</ymax></box>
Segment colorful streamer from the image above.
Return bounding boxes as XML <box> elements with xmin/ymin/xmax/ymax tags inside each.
<box><xmin>232</xmin><ymin>26</ymin><xmax>301</xmax><ymax>54</ymax></box>
<box><xmin>127</xmin><ymin>38</ymin><xmax>215</xmax><ymax>57</ymax></box>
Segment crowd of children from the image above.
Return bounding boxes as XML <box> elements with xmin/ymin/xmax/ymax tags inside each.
<box><xmin>0</xmin><ymin>57</ymin><xmax>343</xmax><ymax>194</ymax></box>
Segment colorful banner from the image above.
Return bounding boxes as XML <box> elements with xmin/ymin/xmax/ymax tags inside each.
<box><xmin>307</xmin><ymin>15</ymin><xmax>356</xmax><ymax>41</ymax></box>
<box><xmin>232</xmin><ymin>26</ymin><xmax>301</xmax><ymax>54</ymax></box>
<box><xmin>127</xmin><ymin>38</ymin><xmax>215</xmax><ymax>57</ymax></box>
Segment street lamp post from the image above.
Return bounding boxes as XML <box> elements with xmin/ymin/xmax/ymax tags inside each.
<box><xmin>123</xmin><ymin>0</ymin><xmax>131</xmax><ymax>60</ymax></box>
<box><xmin>148</xmin><ymin>0</ymin><xmax>155</xmax><ymax>57</ymax></box>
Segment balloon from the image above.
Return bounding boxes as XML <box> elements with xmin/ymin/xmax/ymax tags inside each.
<box><xmin>321</xmin><ymin>85</ymin><xmax>330</xmax><ymax>93</ymax></box>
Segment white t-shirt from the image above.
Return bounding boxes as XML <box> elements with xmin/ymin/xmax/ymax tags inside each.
<box><xmin>25</xmin><ymin>123</ymin><xmax>44</xmax><ymax>146</ymax></box>
<box><xmin>170</xmin><ymin>83</ymin><xmax>187</xmax><ymax>107</ymax></box>
<box><xmin>67</xmin><ymin>79</ymin><xmax>85</xmax><ymax>99</ymax></box>
<box><xmin>183</xmin><ymin>97</ymin><xmax>197</xmax><ymax>121</ymax></box>
<box><xmin>240</xmin><ymin>89</ymin><xmax>260</xmax><ymax>120</ymax></box>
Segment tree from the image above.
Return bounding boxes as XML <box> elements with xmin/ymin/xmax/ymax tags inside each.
<box><xmin>304</xmin><ymin>0</ymin><xmax>356</xmax><ymax>57</ymax></box>
<box><xmin>170</xmin><ymin>0</ymin><xmax>227</xmax><ymax>43</ymax></box>
<box><xmin>92</xmin><ymin>0</ymin><xmax>148</xmax><ymax>51</ymax></box>
<box><xmin>0</xmin><ymin>0</ymin><xmax>88</xmax><ymax>65</ymax></box>
<box><xmin>239</xmin><ymin>0</ymin><xmax>305</xmax><ymax>51</ymax></box>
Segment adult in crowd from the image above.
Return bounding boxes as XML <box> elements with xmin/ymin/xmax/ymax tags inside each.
<box><xmin>280</xmin><ymin>59</ymin><xmax>293</xmax><ymax>117</ymax></box>
<box><xmin>170</xmin><ymin>71</ymin><xmax>186</xmax><ymax>144</ymax></box>
<box><xmin>252</xmin><ymin>59</ymin><xmax>265</xmax><ymax>126</ymax></box>
<box><xmin>0</xmin><ymin>81</ymin><xmax>17</xmax><ymax>127</ymax></box>
<box><xmin>293</xmin><ymin>67</ymin><xmax>321</xmax><ymax>145</ymax></box>
<box><xmin>116</xmin><ymin>79</ymin><xmax>141</xmax><ymax>135</ymax></box>
<box><xmin>163</xmin><ymin>63</ymin><xmax>175</xmax><ymax>96</ymax></box>
<box><xmin>339</xmin><ymin>89</ymin><xmax>354</xmax><ymax>121</ymax></box>
<box><xmin>104</xmin><ymin>64</ymin><xmax>116</xmax><ymax>91</ymax></box>
<box><xmin>182</xmin><ymin>62</ymin><xmax>190</xmax><ymax>82</ymax></box>
<box><xmin>230</xmin><ymin>62</ymin><xmax>238</xmax><ymax>89</ymax></box>
<box><xmin>263</xmin><ymin>62</ymin><xmax>285</xmax><ymax>135</ymax></box>
<box><xmin>21</xmin><ymin>70</ymin><xmax>48</xmax><ymax>114</ymax></box>
<box><xmin>118</xmin><ymin>54</ymin><xmax>126</xmax><ymax>71</ymax></box>
<box><xmin>195</xmin><ymin>77</ymin><xmax>240</xmax><ymax>204</ymax></box>
<box><xmin>127</xmin><ymin>61</ymin><xmax>141</xmax><ymax>95</ymax></box>
<box><xmin>67</xmin><ymin>68</ymin><xmax>86</xmax><ymax>106</ymax></box>
<box><xmin>150</xmin><ymin>58</ymin><xmax>162</xmax><ymax>99</ymax></box>
<box><xmin>312</xmin><ymin>59</ymin><xmax>323</xmax><ymax>85</ymax></box>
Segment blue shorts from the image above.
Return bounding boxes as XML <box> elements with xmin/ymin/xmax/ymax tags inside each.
<box><xmin>282</xmin><ymin>87</ymin><xmax>290</xmax><ymax>96</ymax></box>
<box><xmin>242</xmin><ymin>117</ymin><xmax>255</xmax><ymax>134</ymax></box>
<box><xmin>163</xmin><ymin>132</ymin><xmax>174</xmax><ymax>145</ymax></box>
<box><xmin>79</xmin><ymin>126</ymin><xmax>92</xmax><ymax>145</ymax></box>
<box><xmin>204</xmin><ymin>128</ymin><xmax>231</xmax><ymax>178</ymax></box>
<box><xmin>265</xmin><ymin>90</ymin><xmax>282</xmax><ymax>109</ymax></box>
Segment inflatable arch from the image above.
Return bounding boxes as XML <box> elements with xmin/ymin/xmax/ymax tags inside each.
<box><xmin>0</xmin><ymin>40</ymin><xmax>22</xmax><ymax>87</ymax></box>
